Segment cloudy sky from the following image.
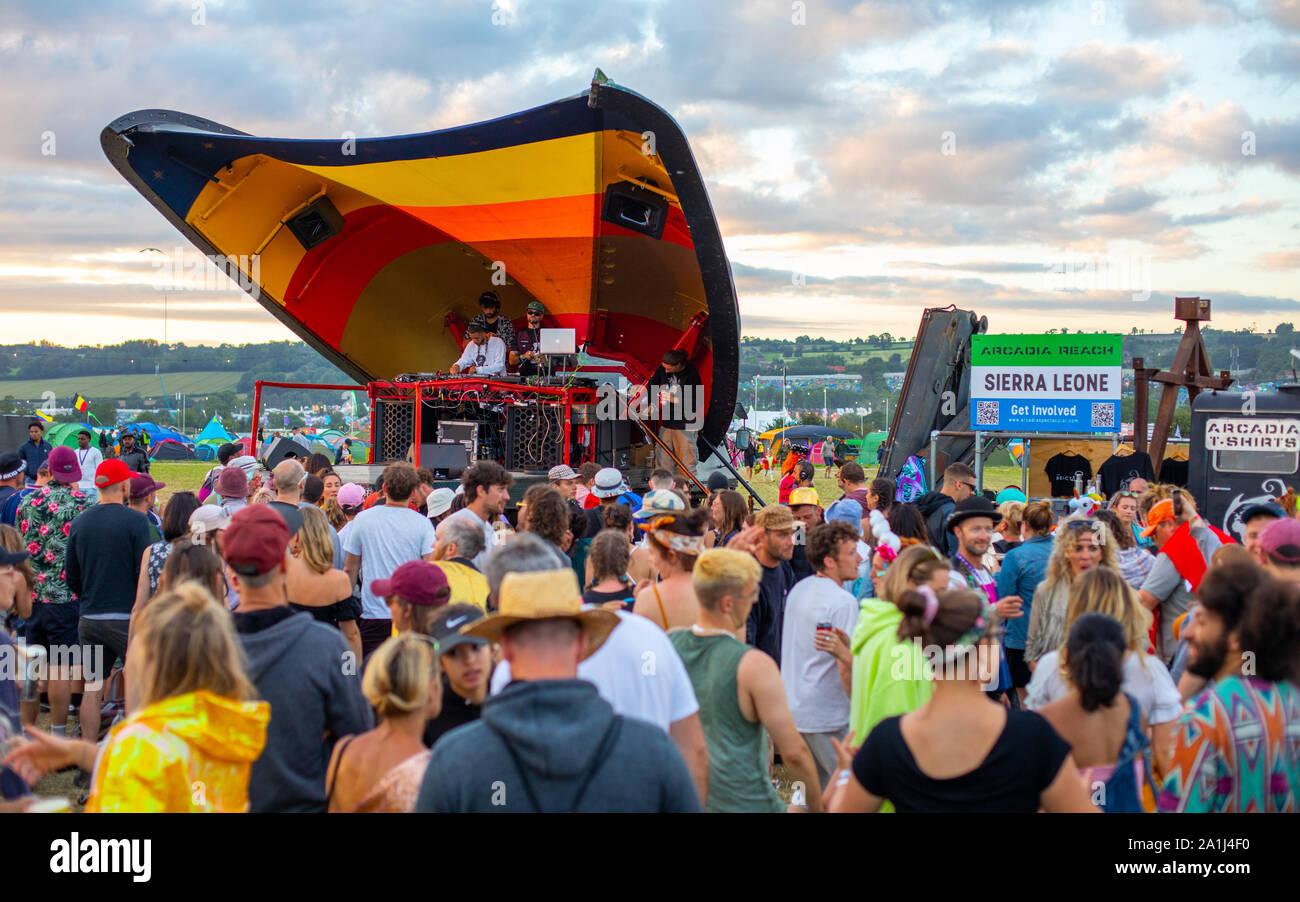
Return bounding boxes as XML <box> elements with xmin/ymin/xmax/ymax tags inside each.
<box><xmin>1</xmin><ymin>0</ymin><xmax>1298</xmax><ymax>348</ymax></box>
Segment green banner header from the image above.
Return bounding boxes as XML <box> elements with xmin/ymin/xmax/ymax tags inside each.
<box><xmin>972</xmin><ymin>334</ymin><xmax>1121</xmax><ymax>367</ymax></box>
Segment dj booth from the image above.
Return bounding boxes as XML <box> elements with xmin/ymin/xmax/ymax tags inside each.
<box><xmin>252</xmin><ymin>376</ymin><xmax>649</xmax><ymax>495</ymax></box>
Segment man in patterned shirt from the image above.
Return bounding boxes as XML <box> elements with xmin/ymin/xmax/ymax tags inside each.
<box><xmin>464</xmin><ymin>291</ymin><xmax>517</xmax><ymax>365</ymax></box>
<box><xmin>1158</xmin><ymin>560</ymin><xmax>1300</xmax><ymax>812</ymax></box>
<box><xmin>17</xmin><ymin>446</ymin><xmax>92</xmax><ymax>735</ymax></box>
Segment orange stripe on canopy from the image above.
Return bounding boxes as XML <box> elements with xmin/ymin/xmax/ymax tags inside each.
<box><xmin>397</xmin><ymin>194</ymin><xmax>598</xmax><ymax>243</ymax></box>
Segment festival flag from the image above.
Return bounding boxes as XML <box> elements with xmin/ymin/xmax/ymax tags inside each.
<box><xmin>73</xmin><ymin>394</ymin><xmax>89</xmax><ymax>413</ymax></box>
<box><xmin>33</xmin><ymin>409</ymin><xmax>53</xmax><ymax>423</ymax></box>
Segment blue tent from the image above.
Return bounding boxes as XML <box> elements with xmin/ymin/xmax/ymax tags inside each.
<box><xmin>194</xmin><ymin>415</ymin><xmax>234</xmax><ymax>444</ymax></box>
<box><xmin>127</xmin><ymin>422</ymin><xmax>191</xmax><ymax>446</ymax></box>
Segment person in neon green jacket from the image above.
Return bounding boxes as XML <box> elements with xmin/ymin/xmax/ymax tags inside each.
<box><xmin>849</xmin><ymin>545</ymin><xmax>952</xmax><ymax>743</ymax></box>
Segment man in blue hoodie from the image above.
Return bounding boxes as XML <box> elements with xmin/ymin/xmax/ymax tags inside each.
<box><xmin>223</xmin><ymin>505</ymin><xmax>372</xmax><ymax>812</ymax></box>
<box><xmin>416</xmin><ymin>560</ymin><xmax>699</xmax><ymax>813</ymax></box>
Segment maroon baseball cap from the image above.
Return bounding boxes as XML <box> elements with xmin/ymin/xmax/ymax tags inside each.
<box><xmin>129</xmin><ymin>473</ymin><xmax>166</xmax><ymax>500</ymax></box>
<box><xmin>47</xmin><ymin>446</ymin><xmax>82</xmax><ymax>484</ymax></box>
<box><xmin>1260</xmin><ymin>517</ymin><xmax>1300</xmax><ymax>565</ymax></box>
<box><xmin>371</xmin><ymin>560</ymin><xmax>450</xmax><ymax>607</ymax></box>
<box><xmin>94</xmin><ymin>458</ymin><xmax>134</xmax><ymax>488</ymax></box>
<box><xmin>222</xmin><ymin>505</ymin><xmax>290</xmax><ymax>577</ymax></box>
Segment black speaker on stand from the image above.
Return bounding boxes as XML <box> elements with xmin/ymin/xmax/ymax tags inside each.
<box><xmin>264</xmin><ymin>436</ymin><xmax>308</xmax><ymax>469</ymax></box>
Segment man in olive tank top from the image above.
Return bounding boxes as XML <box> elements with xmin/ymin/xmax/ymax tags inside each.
<box><xmin>670</xmin><ymin>548</ymin><xmax>823</xmax><ymax>813</ymax></box>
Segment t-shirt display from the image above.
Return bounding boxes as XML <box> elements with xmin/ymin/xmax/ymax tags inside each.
<box><xmin>1043</xmin><ymin>452</ymin><xmax>1092</xmax><ymax>497</ymax></box>
<box><xmin>1097</xmin><ymin>451</ymin><xmax>1155</xmax><ymax>496</ymax></box>
<box><xmin>1159</xmin><ymin>458</ymin><xmax>1189</xmax><ymax>487</ymax></box>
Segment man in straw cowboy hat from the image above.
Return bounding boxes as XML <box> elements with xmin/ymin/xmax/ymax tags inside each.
<box><xmin>415</xmin><ymin>564</ymin><xmax>700</xmax><ymax>812</ymax></box>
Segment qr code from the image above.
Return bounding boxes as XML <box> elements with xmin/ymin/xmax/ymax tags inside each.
<box><xmin>976</xmin><ymin>401</ymin><xmax>999</xmax><ymax>426</ymax></box>
<box><xmin>1091</xmin><ymin>402</ymin><xmax>1115</xmax><ymax>428</ymax></box>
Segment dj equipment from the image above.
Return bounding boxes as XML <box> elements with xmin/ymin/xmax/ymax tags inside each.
<box><xmin>505</xmin><ymin>403</ymin><xmax>563</xmax><ymax>471</ymax></box>
<box><xmin>437</xmin><ymin>419</ymin><xmax>480</xmax><ymax>461</ymax></box>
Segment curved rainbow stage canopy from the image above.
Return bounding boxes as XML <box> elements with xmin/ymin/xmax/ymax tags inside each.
<box><xmin>101</xmin><ymin>74</ymin><xmax>739</xmax><ymax>447</ymax></box>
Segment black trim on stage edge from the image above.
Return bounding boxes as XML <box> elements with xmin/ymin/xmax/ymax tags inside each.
<box><xmin>11</xmin><ymin>812</ymin><xmax>1282</xmax><ymax>888</ymax></box>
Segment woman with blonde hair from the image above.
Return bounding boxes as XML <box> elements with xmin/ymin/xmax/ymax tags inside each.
<box><xmin>632</xmin><ymin>509</ymin><xmax>709</xmax><ymax>631</ymax></box>
<box><xmin>287</xmin><ymin>505</ymin><xmax>362</xmax><ymax>662</ymax></box>
<box><xmin>1024</xmin><ymin>517</ymin><xmax>1118</xmax><ymax>667</ymax></box>
<box><xmin>5</xmin><ymin>583</ymin><xmax>269</xmax><ymax>812</ymax></box>
<box><xmin>325</xmin><ymin>633</ymin><xmax>442</xmax><ymax>813</ymax></box>
<box><xmin>1025</xmin><ymin>566</ymin><xmax>1177</xmax><ymax>775</ymax></box>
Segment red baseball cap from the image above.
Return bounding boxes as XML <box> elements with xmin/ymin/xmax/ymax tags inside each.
<box><xmin>222</xmin><ymin>505</ymin><xmax>290</xmax><ymax>577</ymax></box>
<box><xmin>94</xmin><ymin>458</ymin><xmax>135</xmax><ymax>489</ymax></box>
<box><xmin>371</xmin><ymin>560</ymin><xmax>450</xmax><ymax>607</ymax></box>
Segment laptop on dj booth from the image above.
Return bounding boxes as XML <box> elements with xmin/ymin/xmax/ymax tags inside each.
<box><xmin>539</xmin><ymin>328</ymin><xmax>576</xmax><ymax>355</ymax></box>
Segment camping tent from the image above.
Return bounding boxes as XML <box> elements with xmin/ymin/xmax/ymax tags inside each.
<box><xmin>194</xmin><ymin>416</ymin><xmax>234</xmax><ymax>444</ymax></box>
<box><xmin>128</xmin><ymin>422</ymin><xmax>191</xmax><ymax>446</ymax></box>
<box><xmin>149</xmin><ymin>438</ymin><xmax>195</xmax><ymax>460</ymax></box>
<box><xmin>45</xmin><ymin>422</ymin><xmax>99</xmax><ymax>449</ymax></box>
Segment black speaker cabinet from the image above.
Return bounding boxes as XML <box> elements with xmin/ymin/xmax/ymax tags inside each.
<box><xmin>505</xmin><ymin>404</ymin><xmax>563</xmax><ymax>471</ymax></box>
<box><xmin>419</xmin><ymin>442</ymin><xmax>470</xmax><ymax>478</ymax></box>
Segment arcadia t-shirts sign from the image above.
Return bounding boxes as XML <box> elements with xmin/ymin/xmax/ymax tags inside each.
<box><xmin>971</xmin><ymin>334</ymin><xmax>1121</xmax><ymax>433</ymax></box>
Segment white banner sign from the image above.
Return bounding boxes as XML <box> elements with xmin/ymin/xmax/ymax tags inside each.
<box><xmin>970</xmin><ymin>365</ymin><xmax>1120</xmax><ymax>400</ymax></box>
<box><xmin>1204</xmin><ymin>417</ymin><xmax>1300</xmax><ymax>451</ymax></box>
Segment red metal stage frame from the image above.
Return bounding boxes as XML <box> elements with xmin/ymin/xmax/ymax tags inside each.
<box><xmin>367</xmin><ymin>377</ymin><xmax>602</xmax><ymax>469</ymax></box>
<box><xmin>251</xmin><ymin>381</ymin><xmax>367</xmax><ymax>455</ymax></box>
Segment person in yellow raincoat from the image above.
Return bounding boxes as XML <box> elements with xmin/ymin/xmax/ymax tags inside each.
<box><xmin>4</xmin><ymin>581</ymin><xmax>268</xmax><ymax>812</ymax></box>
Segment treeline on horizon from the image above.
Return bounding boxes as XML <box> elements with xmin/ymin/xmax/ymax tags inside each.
<box><xmin>0</xmin><ymin>339</ymin><xmax>349</xmax><ymax>392</ymax></box>
<box><xmin>3</xmin><ymin>324</ymin><xmax>1296</xmax><ymax>420</ymax></box>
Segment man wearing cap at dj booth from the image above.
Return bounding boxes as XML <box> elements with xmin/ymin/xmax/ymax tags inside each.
<box><xmin>515</xmin><ymin>300</ymin><xmax>549</xmax><ymax>378</ymax></box>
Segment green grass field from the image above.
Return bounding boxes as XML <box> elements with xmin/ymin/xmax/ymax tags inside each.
<box><xmin>0</xmin><ymin>370</ymin><xmax>243</xmax><ymax>400</ymax></box>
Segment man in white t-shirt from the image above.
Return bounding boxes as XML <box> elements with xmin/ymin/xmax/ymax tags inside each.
<box><xmin>342</xmin><ymin>462</ymin><xmax>436</xmax><ymax>660</ymax></box>
<box><xmin>780</xmin><ymin>520</ymin><xmax>861</xmax><ymax>789</ymax></box>
<box><xmin>445</xmin><ymin>460</ymin><xmax>512</xmax><ymax>570</ymax></box>
<box><xmin>486</xmin><ymin>534</ymin><xmax>710</xmax><ymax>805</ymax></box>
<box><xmin>73</xmin><ymin>429</ymin><xmax>103</xmax><ymax>497</ymax></box>
<box><xmin>450</xmin><ymin>321</ymin><xmax>507</xmax><ymax>376</ymax></box>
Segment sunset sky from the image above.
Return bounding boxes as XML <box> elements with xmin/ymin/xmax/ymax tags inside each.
<box><xmin>1</xmin><ymin>0</ymin><xmax>1298</xmax><ymax>349</ymax></box>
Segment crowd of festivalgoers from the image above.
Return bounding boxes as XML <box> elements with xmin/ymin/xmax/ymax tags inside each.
<box><xmin>1</xmin><ymin>419</ymin><xmax>1298</xmax><ymax>813</ymax></box>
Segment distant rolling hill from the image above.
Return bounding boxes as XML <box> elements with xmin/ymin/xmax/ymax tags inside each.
<box><xmin>0</xmin><ymin>371</ymin><xmax>243</xmax><ymax>400</ymax></box>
